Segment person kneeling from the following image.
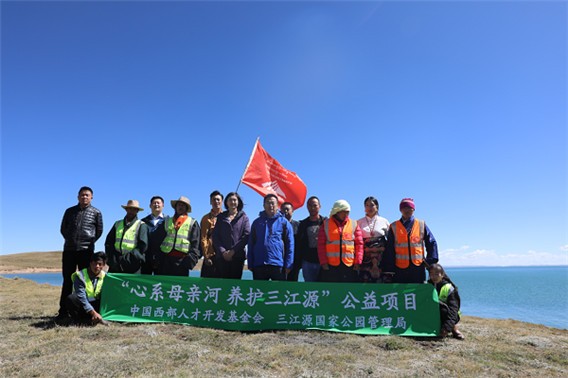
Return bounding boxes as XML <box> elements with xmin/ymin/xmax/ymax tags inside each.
<box><xmin>66</xmin><ymin>251</ymin><xmax>108</xmax><ymax>326</ymax></box>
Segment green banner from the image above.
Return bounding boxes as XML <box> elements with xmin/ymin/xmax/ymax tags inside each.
<box><xmin>100</xmin><ymin>273</ymin><xmax>440</xmax><ymax>336</ymax></box>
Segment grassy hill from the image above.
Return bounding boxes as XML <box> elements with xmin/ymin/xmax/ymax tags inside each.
<box><xmin>0</xmin><ymin>252</ymin><xmax>567</xmax><ymax>377</ymax></box>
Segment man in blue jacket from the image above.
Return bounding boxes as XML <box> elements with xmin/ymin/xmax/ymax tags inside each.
<box><xmin>248</xmin><ymin>194</ymin><xmax>294</xmax><ymax>280</ymax></box>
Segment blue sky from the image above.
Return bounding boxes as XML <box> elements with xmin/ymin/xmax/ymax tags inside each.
<box><xmin>1</xmin><ymin>1</ymin><xmax>566</xmax><ymax>267</ymax></box>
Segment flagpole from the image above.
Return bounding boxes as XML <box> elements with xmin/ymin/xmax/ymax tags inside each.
<box><xmin>236</xmin><ymin>137</ymin><xmax>260</xmax><ymax>192</ymax></box>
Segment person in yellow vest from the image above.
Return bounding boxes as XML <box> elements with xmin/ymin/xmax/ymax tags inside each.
<box><xmin>317</xmin><ymin>199</ymin><xmax>364</xmax><ymax>282</ymax></box>
<box><xmin>105</xmin><ymin>200</ymin><xmax>148</xmax><ymax>274</ymax></box>
<box><xmin>428</xmin><ymin>263</ymin><xmax>464</xmax><ymax>340</ymax></box>
<box><xmin>158</xmin><ymin>195</ymin><xmax>201</xmax><ymax>276</ymax></box>
<box><xmin>382</xmin><ymin>198</ymin><xmax>438</xmax><ymax>283</ymax></box>
<box><xmin>66</xmin><ymin>251</ymin><xmax>108</xmax><ymax>326</ymax></box>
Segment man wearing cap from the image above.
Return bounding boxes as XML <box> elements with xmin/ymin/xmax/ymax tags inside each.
<box><xmin>158</xmin><ymin>196</ymin><xmax>201</xmax><ymax>276</ymax></box>
<box><xmin>382</xmin><ymin>198</ymin><xmax>438</xmax><ymax>284</ymax></box>
<box><xmin>105</xmin><ymin>200</ymin><xmax>149</xmax><ymax>274</ymax></box>
<box><xmin>317</xmin><ymin>200</ymin><xmax>364</xmax><ymax>282</ymax></box>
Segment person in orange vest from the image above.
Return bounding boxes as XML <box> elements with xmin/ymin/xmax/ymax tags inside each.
<box><xmin>317</xmin><ymin>199</ymin><xmax>363</xmax><ymax>282</ymax></box>
<box><xmin>382</xmin><ymin>198</ymin><xmax>438</xmax><ymax>283</ymax></box>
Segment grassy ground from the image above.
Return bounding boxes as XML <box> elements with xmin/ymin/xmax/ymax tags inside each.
<box><xmin>0</xmin><ymin>253</ymin><xmax>567</xmax><ymax>377</ymax></box>
<box><xmin>0</xmin><ymin>252</ymin><xmax>62</xmax><ymax>272</ymax></box>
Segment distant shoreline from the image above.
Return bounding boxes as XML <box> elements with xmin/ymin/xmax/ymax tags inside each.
<box><xmin>0</xmin><ymin>268</ymin><xmax>61</xmax><ymax>274</ymax></box>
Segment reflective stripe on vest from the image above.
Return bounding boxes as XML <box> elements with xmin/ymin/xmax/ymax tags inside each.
<box><xmin>71</xmin><ymin>268</ymin><xmax>106</xmax><ymax>302</ymax></box>
<box><xmin>392</xmin><ymin>218</ymin><xmax>425</xmax><ymax>269</ymax></box>
<box><xmin>114</xmin><ymin>219</ymin><xmax>142</xmax><ymax>254</ymax></box>
<box><xmin>161</xmin><ymin>216</ymin><xmax>194</xmax><ymax>253</ymax></box>
<box><xmin>324</xmin><ymin>218</ymin><xmax>356</xmax><ymax>267</ymax></box>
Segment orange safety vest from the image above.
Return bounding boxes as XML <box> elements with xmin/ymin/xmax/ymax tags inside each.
<box><xmin>391</xmin><ymin>218</ymin><xmax>425</xmax><ymax>269</ymax></box>
<box><xmin>324</xmin><ymin>218</ymin><xmax>356</xmax><ymax>267</ymax></box>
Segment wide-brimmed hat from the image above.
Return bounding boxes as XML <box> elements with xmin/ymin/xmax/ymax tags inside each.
<box><xmin>121</xmin><ymin>199</ymin><xmax>144</xmax><ymax>211</ymax></box>
<box><xmin>171</xmin><ymin>196</ymin><xmax>192</xmax><ymax>212</ymax></box>
<box><xmin>330</xmin><ymin>199</ymin><xmax>351</xmax><ymax>217</ymax></box>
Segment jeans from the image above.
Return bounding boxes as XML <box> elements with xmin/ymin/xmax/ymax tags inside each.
<box><xmin>301</xmin><ymin>261</ymin><xmax>321</xmax><ymax>282</ymax></box>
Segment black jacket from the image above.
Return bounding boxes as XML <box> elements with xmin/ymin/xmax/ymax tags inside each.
<box><xmin>60</xmin><ymin>204</ymin><xmax>103</xmax><ymax>252</ymax></box>
<box><xmin>430</xmin><ymin>278</ymin><xmax>461</xmax><ymax>332</ymax></box>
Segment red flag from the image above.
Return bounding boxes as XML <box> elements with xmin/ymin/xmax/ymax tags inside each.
<box><xmin>241</xmin><ymin>139</ymin><xmax>307</xmax><ymax>209</ymax></box>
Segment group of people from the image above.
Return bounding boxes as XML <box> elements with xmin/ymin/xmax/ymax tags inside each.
<box><xmin>55</xmin><ymin>186</ymin><xmax>463</xmax><ymax>339</ymax></box>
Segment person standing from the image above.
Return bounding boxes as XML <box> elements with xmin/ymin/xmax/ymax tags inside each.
<box><xmin>383</xmin><ymin>198</ymin><xmax>438</xmax><ymax>284</ymax></box>
<box><xmin>141</xmin><ymin>196</ymin><xmax>168</xmax><ymax>274</ymax></box>
<box><xmin>295</xmin><ymin>196</ymin><xmax>326</xmax><ymax>282</ymax></box>
<box><xmin>158</xmin><ymin>196</ymin><xmax>201</xmax><ymax>276</ymax></box>
<box><xmin>212</xmin><ymin>192</ymin><xmax>250</xmax><ymax>279</ymax></box>
<box><xmin>200</xmin><ymin>190</ymin><xmax>224</xmax><ymax>278</ymax></box>
<box><xmin>281</xmin><ymin>202</ymin><xmax>300</xmax><ymax>281</ymax></box>
<box><xmin>248</xmin><ymin>194</ymin><xmax>294</xmax><ymax>281</ymax></box>
<box><xmin>105</xmin><ymin>200</ymin><xmax>148</xmax><ymax>274</ymax></box>
<box><xmin>57</xmin><ymin>186</ymin><xmax>103</xmax><ymax>321</ymax></box>
<box><xmin>317</xmin><ymin>199</ymin><xmax>363</xmax><ymax>283</ymax></box>
<box><xmin>66</xmin><ymin>251</ymin><xmax>108</xmax><ymax>326</ymax></box>
<box><xmin>357</xmin><ymin>196</ymin><xmax>390</xmax><ymax>283</ymax></box>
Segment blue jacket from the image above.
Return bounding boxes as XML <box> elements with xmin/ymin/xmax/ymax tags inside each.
<box><xmin>248</xmin><ymin>211</ymin><xmax>294</xmax><ymax>269</ymax></box>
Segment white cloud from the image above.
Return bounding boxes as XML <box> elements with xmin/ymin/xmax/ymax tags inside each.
<box><xmin>560</xmin><ymin>245</ymin><xmax>568</xmax><ymax>252</ymax></box>
<box><xmin>440</xmin><ymin>247</ymin><xmax>568</xmax><ymax>267</ymax></box>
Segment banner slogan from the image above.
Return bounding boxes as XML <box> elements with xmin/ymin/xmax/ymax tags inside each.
<box><xmin>100</xmin><ymin>274</ymin><xmax>440</xmax><ymax>336</ymax></box>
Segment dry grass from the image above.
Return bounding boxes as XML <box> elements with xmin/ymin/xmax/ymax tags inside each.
<box><xmin>0</xmin><ymin>252</ymin><xmax>62</xmax><ymax>272</ymax></box>
<box><xmin>1</xmin><ymin>276</ymin><xmax>567</xmax><ymax>377</ymax></box>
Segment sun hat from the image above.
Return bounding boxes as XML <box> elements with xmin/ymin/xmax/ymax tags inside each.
<box><xmin>330</xmin><ymin>199</ymin><xmax>351</xmax><ymax>217</ymax></box>
<box><xmin>121</xmin><ymin>199</ymin><xmax>144</xmax><ymax>211</ymax></box>
<box><xmin>171</xmin><ymin>196</ymin><xmax>192</xmax><ymax>212</ymax></box>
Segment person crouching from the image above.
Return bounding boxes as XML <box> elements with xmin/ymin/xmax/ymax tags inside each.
<box><xmin>66</xmin><ymin>251</ymin><xmax>108</xmax><ymax>326</ymax></box>
<box><xmin>428</xmin><ymin>263</ymin><xmax>464</xmax><ymax>340</ymax></box>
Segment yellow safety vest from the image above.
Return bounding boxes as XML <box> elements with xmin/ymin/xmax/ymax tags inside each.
<box><xmin>161</xmin><ymin>216</ymin><xmax>194</xmax><ymax>254</ymax></box>
<box><xmin>114</xmin><ymin>219</ymin><xmax>142</xmax><ymax>254</ymax></box>
<box><xmin>71</xmin><ymin>268</ymin><xmax>105</xmax><ymax>302</ymax></box>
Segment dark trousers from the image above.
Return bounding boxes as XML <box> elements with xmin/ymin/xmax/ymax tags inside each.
<box><xmin>319</xmin><ymin>264</ymin><xmax>358</xmax><ymax>283</ymax></box>
<box><xmin>217</xmin><ymin>258</ymin><xmax>244</xmax><ymax>279</ymax></box>
<box><xmin>286</xmin><ymin>263</ymin><xmax>301</xmax><ymax>282</ymax></box>
<box><xmin>393</xmin><ymin>264</ymin><xmax>426</xmax><ymax>284</ymax></box>
<box><xmin>158</xmin><ymin>254</ymin><xmax>192</xmax><ymax>277</ymax></box>
<box><xmin>66</xmin><ymin>292</ymin><xmax>100</xmax><ymax>321</ymax></box>
<box><xmin>141</xmin><ymin>248</ymin><xmax>159</xmax><ymax>275</ymax></box>
<box><xmin>252</xmin><ymin>265</ymin><xmax>287</xmax><ymax>281</ymax></box>
<box><xmin>200</xmin><ymin>260</ymin><xmax>217</xmax><ymax>278</ymax></box>
<box><xmin>58</xmin><ymin>249</ymin><xmax>92</xmax><ymax>315</ymax></box>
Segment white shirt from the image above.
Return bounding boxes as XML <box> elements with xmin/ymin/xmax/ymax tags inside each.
<box><xmin>357</xmin><ymin>215</ymin><xmax>390</xmax><ymax>240</ymax></box>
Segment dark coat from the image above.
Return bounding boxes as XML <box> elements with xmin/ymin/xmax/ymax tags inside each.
<box><xmin>60</xmin><ymin>204</ymin><xmax>103</xmax><ymax>252</ymax></box>
<box><xmin>212</xmin><ymin>210</ymin><xmax>250</xmax><ymax>262</ymax></box>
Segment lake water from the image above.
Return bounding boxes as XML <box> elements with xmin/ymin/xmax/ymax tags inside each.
<box><xmin>3</xmin><ymin>266</ymin><xmax>567</xmax><ymax>329</ymax></box>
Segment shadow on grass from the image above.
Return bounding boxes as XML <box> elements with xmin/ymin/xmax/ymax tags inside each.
<box><xmin>7</xmin><ymin>315</ymin><xmax>90</xmax><ymax>330</ymax></box>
